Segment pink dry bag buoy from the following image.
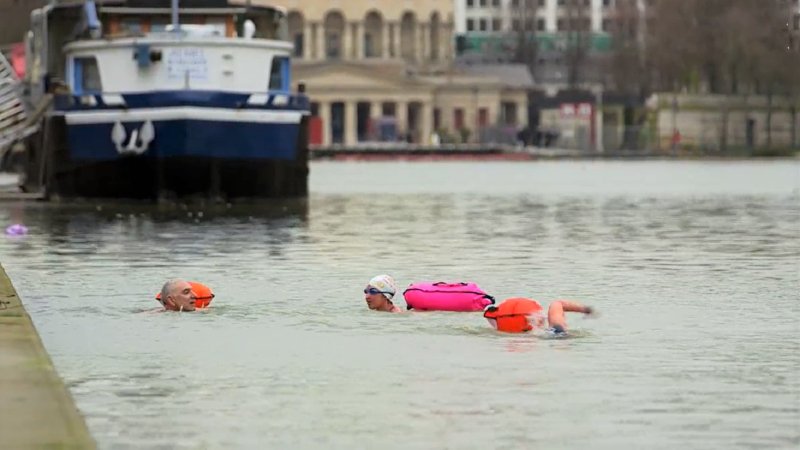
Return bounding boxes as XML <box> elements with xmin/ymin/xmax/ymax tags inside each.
<box><xmin>403</xmin><ymin>281</ymin><xmax>495</xmax><ymax>312</ymax></box>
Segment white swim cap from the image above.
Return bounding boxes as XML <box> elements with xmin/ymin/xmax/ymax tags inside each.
<box><xmin>368</xmin><ymin>274</ymin><xmax>397</xmax><ymax>300</ymax></box>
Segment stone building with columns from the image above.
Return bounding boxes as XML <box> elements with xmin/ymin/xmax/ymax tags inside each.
<box><xmin>274</xmin><ymin>0</ymin><xmax>531</xmax><ymax>146</ymax></box>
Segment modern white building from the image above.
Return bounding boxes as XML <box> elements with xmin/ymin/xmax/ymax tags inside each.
<box><xmin>452</xmin><ymin>0</ymin><xmax>637</xmax><ymax>85</ymax></box>
<box><xmin>454</xmin><ymin>0</ymin><xmax>800</xmax><ymax>52</ymax></box>
<box><xmin>454</xmin><ymin>0</ymin><xmax>623</xmax><ymax>35</ymax></box>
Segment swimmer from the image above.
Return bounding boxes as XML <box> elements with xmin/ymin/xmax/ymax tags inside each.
<box><xmin>364</xmin><ymin>274</ymin><xmax>403</xmax><ymax>313</ymax></box>
<box><xmin>484</xmin><ymin>297</ymin><xmax>593</xmax><ymax>334</ymax></box>
<box><xmin>159</xmin><ymin>279</ymin><xmax>197</xmax><ymax>312</ymax></box>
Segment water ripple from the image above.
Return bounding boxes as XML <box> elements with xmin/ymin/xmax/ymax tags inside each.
<box><xmin>0</xmin><ymin>161</ymin><xmax>798</xmax><ymax>449</ymax></box>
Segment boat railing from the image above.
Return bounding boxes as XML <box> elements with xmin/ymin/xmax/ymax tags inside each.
<box><xmin>0</xmin><ymin>51</ymin><xmax>35</xmax><ymax>157</ymax></box>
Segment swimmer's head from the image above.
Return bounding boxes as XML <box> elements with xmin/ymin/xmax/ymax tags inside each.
<box><xmin>367</xmin><ymin>274</ymin><xmax>397</xmax><ymax>300</ymax></box>
<box><xmin>156</xmin><ymin>281</ymin><xmax>214</xmax><ymax>309</ymax></box>
<box><xmin>159</xmin><ymin>279</ymin><xmax>196</xmax><ymax>312</ymax></box>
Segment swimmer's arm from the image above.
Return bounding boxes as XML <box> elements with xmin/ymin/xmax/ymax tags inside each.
<box><xmin>553</xmin><ymin>300</ymin><xmax>592</xmax><ymax>314</ymax></box>
<box><xmin>547</xmin><ymin>300</ymin><xmax>593</xmax><ymax>332</ymax></box>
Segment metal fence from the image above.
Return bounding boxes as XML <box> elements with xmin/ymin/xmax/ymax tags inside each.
<box><xmin>474</xmin><ymin>123</ymin><xmax>660</xmax><ymax>155</ymax></box>
<box><xmin>476</xmin><ymin>121</ymin><xmax>799</xmax><ymax>156</ymax></box>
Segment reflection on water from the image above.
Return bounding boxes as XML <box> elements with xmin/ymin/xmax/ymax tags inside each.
<box><xmin>0</xmin><ymin>161</ymin><xmax>798</xmax><ymax>449</ymax></box>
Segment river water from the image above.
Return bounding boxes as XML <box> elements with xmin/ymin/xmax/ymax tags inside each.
<box><xmin>1</xmin><ymin>160</ymin><xmax>798</xmax><ymax>449</ymax></box>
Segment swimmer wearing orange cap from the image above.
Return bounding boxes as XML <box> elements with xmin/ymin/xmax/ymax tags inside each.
<box><xmin>484</xmin><ymin>297</ymin><xmax>593</xmax><ymax>334</ymax></box>
<box><xmin>159</xmin><ymin>279</ymin><xmax>197</xmax><ymax>312</ymax></box>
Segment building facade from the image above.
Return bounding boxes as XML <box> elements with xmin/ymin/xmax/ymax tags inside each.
<box><xmin>275</xmin><ymin>0</ymin><xmax>531</xmax><ymax>146</ymax></box>
<box><xmin>453</xmin><ymin>0</ymin><xmax>631</xmax><ymax>86</ymax></box>
<box><xmin>284</xmin><ymin>0</ymin><xmax>454</xmax><ymax>67</ymax></box>
<box><xmin>455</xmin><ymin>0</ymin><xmax>621</xmax><ymax>35</ymax></box>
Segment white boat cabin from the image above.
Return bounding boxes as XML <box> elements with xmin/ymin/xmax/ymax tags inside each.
<box><xmin>27</xmin><ymin>0</ymin><xmax>294</xmax><ymax>99</ymax></box>
<box><xmin>66</xmin><ymin>36</ymin><xmax>292</xmax><ymax>95</ymax></box>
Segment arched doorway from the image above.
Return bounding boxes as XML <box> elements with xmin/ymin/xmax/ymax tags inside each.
<box><xmin>324</xmin><ymin>11</ymin><xmax>345</xmax><ymax>60</ymax></box>
<box><xmin>287</xmin><ymin>11</ymin><xmax>304</xmax><ymax>58</ymax></box>
<box><xmin>408</xmin><ymin>101</ymin><xmax>423</xmax><ymax>143</ymax></box>
<box><xmin>400</xmin><ymin>12</ymin><xmax>417</xmax><ymax>62</ymax></box>
<box><xmin>429</xmin><ymin>12</ymin><xmax>441</xmax><ymax>61</ymax></box>
<box><xmin>330</xmin><ymin>102</ymin><xmax>345</xmax><ymax>144</ymax></box>
<box><xmin>364</xmin><ymin>11</ymin><xmax>383</xmax><ymax>58</ymax></box>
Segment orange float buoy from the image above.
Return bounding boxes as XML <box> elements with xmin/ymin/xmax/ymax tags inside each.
<box><xmin>483</xmin><ymin>297</ymin><xmax>543</xmax><ymax>333</ymax></box>
<box><xmin>155</xmin><ymin>281</ymin><xmax>215</xmax><ymax>308</ymax></box>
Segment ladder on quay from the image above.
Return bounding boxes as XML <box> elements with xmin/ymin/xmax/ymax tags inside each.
<box><xmin>0</xmin><ymin>50</ymin><xmax>39</xmax><ymax>163</ymax></box>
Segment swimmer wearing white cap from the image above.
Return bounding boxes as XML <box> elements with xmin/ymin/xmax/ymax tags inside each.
<box><xmin>364</xmin><ymin>274</ymin><xmax>403</xmax><ymax>313</ymax></box>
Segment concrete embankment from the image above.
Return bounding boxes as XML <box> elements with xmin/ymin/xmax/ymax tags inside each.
<box><xmin>0</xmin><ymin>264</ymin><xmax>95</xmax><ymax>449</ymax></box>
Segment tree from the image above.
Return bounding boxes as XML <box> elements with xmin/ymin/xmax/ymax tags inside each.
<box><xmin>738</xmin><ymin>0</ymin><xmax>799</xmax><ymax>149</ymax></box>
<box><xmin>509</xmin><ymin>0</ymin><xmax>540</xmax><ymax>79</ymax></box>
<box><xmin>606</xmin><ymin>0</ymin><xmax>648</xmax><ymax>96</ymax></box>
<box><xmin>562</xmin><ymin>0</ymin><xmax>591</xmax><ymax>87</ymax></box>
<box><xmin>645</xmin><ymin>0</ymin><xmax>795</xmax><ymax>96</ymax></box>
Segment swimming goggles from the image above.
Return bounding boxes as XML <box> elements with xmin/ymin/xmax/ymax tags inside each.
<box><xmin>363</xmin><ymin>287</ymin><xmax>391</xmax><ymax>295</ymax></box>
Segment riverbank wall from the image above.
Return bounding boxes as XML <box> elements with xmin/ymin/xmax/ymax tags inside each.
<box><xmin>0</xmin><ymin>263</ymin><xmax>95</xmax><ymax>449</ymax></box>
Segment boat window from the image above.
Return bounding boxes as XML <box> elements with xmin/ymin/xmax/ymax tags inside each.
<box><xmin>268</xmin><ymin>56</ymin><xmax>289</xmax><ymax>91</ymax></box>
<box><xmin>121</xmin><ymin>18</ymin><xmax>143</xmax><ymax>35</ymax></box>
<box><xmin>205</xmin><ymin>19</ymin><xmax>227</xmax><ymax>37</ymax></box>
<box><xmin>150</xmin><ymin>17</ymin><xmax>170</xmax><ymax>33</ymax></box>
<box><xmin>72</xmin><ymin>57</ymin><xmax>102</xmax><ymax>94</ymax></box>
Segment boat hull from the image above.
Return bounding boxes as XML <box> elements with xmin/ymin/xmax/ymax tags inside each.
<box><xmin>29</xmin><ymin>92</ymin><xmax>310</xmax><ymax>200</ymax></box>
<box><xmin>63</xmin><ymin>115</ymin><xmax>303</xmax><ymax>160</ymax></box>
<box><xmin>47</xmin><ymin>155</ymin><xmax>309</xmax><ymax>200</ymax></box>
<box><xmin>25</xmin><ymin>108</ymin><xmax>309</xmax><ymax>200</ymax></box>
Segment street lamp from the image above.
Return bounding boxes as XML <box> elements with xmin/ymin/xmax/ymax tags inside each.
<box><xmin>595</xmin><ymin>84</ymin><xmax>604</xmax><ymax>154</ymax></box>
<box><xmin>473</xmin><ymin>86</ymin><xmax>479</xmax><ymax>144</ymax></box>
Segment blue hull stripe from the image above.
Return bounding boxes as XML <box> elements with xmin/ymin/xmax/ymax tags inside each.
<box><xmin>67</xmin><ymin>119</ymin><xmax>300</xmax><ymax>160</ymax></box>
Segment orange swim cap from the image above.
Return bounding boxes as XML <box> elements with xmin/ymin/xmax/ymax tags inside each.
<box><xmin>483</xmin><ymin>297</ymin><xmax>543</xmax><ymax>333</ymax></box>
<box><xmin>155</xmin><ymin>281</ymin><xmax>215</xmax><ymax>308</ymax></box>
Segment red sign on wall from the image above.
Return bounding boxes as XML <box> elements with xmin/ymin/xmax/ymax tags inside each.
<box><xmin>577</xmin><ymin>102</ymin><xmax>593</xmax><ymax>117</ymax></box>
<box><xmin>309</xmin><ymin>116</ymin><xmax>323</xmax><ymax>145</ymax></box>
